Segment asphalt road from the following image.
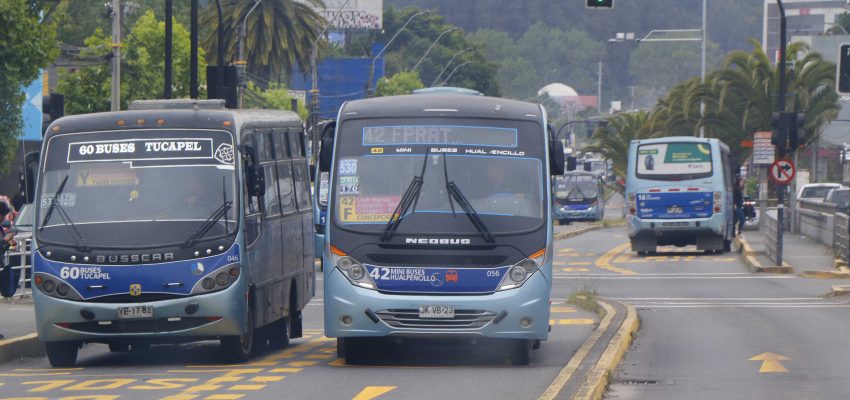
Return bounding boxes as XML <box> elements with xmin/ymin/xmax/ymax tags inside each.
<box><xmin>552</xmin><ymin>228</ymin><xmax>850</xmax><ymax>400</ymax></box>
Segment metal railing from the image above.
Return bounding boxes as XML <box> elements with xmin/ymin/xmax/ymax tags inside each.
<box><xmin>835</xmin><ymin>213</ymin><xmax>850</xmax><ymax>262</ymax></box>
<box><xmin>2</xmin><ymin>233</ymin><xmax>32</xmax><ymax>298</ymax></box>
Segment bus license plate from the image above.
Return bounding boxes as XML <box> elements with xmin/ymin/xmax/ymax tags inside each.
<box><xmin>667</xmin><ymin>206</ymin><xmax>683</xmax><ymax>213</ymax></box>
<box><xmin>117</xmin><ymin>305</ymin><xmax>153</xmax><ymax>319</ymax></box>
<box><xmin>419</xmin><ymin>305</ymin><xmax>455</xmax><ymax>319</ymax></box>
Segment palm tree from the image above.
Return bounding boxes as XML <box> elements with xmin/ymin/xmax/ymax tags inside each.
<box><xmin>584</xmin><ymin>111</ymin><xmax>655</xmax><ymax>192</ymax></box>
<box><xmin>202</xmin><ymin>0</ymin><xmax>325</xmax><ymax>82</ymax></box>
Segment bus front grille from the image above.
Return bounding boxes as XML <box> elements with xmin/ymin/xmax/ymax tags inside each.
<box><xmin>367</xmin><ymin>254</ymin><xmax>507</xmax><ymax>267</ymax></box>
<box><xmin>375</xmin><ymin>309</ymin><xmax>496</xmax><ymax>329</ymax></box>
<box><xmin>59</xmin><ymin>317</ymin><xmax>212</xmax><ymax>334</ymax></box>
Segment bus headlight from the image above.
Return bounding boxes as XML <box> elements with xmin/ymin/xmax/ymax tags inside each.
<box><xmin>35</xmin><ymin>273</ymin><xmax>82</xmax><ymax>301</ymax></box>
<box><xmin>330</xmin><ymin>245</ymin><xmax>376</xmax><ymax>289</ymax></box>
<box><xmin>191</xmin><ymin>264</ymin><xmax>240</xmax><ymax>295</ymax></box>
<box><xmin>498</xmin><ymin>249</ymin><xmax>545</xmax><ymax>291</ymax></box>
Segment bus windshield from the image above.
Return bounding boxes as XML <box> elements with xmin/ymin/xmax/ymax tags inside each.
<box><xmin>37</xmin><ymin>129</ymin><xmax>238</xmax><ymax>248</ymax></box>
<box><xmin>555</xmin><ymin>175</ymin><xmax>598</xmax><ymax>202</ymax></box>
<box><xmin>332</xmin><ymin>119</ymin><xmax>545</xmax><ymax>235</ymax></box>
<box><xmin>635</xmin><ymin>142</ymin><xmax>713</xmax><ymax>181</ymax></box>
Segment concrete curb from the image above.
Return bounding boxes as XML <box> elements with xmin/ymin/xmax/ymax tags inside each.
<box><xmin>737</xmin><ymin>236</ymin><xmax>793</xmax><ymax>274</ymax></box>
<box><xmin>553</xmin><ymin>222</ymin><xmax>626</xmax><ymax>242</ymax></box>
<box><xmin>573</xmin><ymin>300</ymin><xmax>639</xmax><ymax>400</ymax></box>
<box><xmin>0</xmin><ymin>333</ymin><xmax>43</xmax><ymax>364</ymax></box>
<box><xmin>831</xmin><ymin>285</ymin><xmax>850</xmax><ymax>296</ymax></box>
<box><xmin>800</xmin><ymin>270</ymin><xmax>850</xmax><ymax>279</ymax></box>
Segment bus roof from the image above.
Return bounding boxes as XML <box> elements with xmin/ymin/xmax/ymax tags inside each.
<box><xmin>631</xmin><ymin>136</ymin><xmax>730</xmax><ymax>152</ymax></box>
<box><xmin>338</xmin><ymin>94</ymin><xmax>543</xmax><ymax>121</ymax></box>
<box><xmin>44</xmin><ymin>108</ymin><xmax>301</xmax><ymax>140</ymax></box>
<box><xmin>412</xmin><ymin>86</ymin><xmax>484</xmax><ymax>96</ymax></box>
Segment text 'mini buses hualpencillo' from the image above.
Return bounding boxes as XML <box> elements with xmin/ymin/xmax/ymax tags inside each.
<box><xmin>33</xmin><ymin>100</ymin><xmax>315</xmax><ymax>367</ymax></box>
<box><xmin>319</xmin><ymin>94</ymin><xmax>565</xmax><ymax>365</ymax></box>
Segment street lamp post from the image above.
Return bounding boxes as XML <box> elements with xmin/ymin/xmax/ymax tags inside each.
<box><xmin>413</xmin><ymin>27</ymin><xmax>457</xmax><ymax>72</ymax></box>
<box><xmin>237</xmin><ymin>0</ymin><xmax>263</xmax><ymax>109</ymax></box>
<box><xmin>366</xmin><ymin>10</ymin><xmax>431</xmax><ymax>96</ymax></box>
<box><xmin>432</xmin><ymin>47</ymin><xmax>472</xmax><ymax>86</ymax></box>
<box><xmin>438</xmin><ymin>61</ymin><xmax>470</xmax><ymax>86</ymax></box>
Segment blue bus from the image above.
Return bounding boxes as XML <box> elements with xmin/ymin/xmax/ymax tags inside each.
<box><xmin>33</xmin><ymin>100</ymin><xmax>314</xmax><ymax>366</ymax></box>
<box><xmin>319</xmin><ymin>94</ymin><xmax>564</xmax><ymax>365</ymax></box>
<box><xmin>553</xmin><ymin>170</ymin><xmax>605</xmax><ymax>224</ymax></box>
<box><xmin>626</xmin><ymin>137</ymin><xmax>735</xmax><ymax>254</ymax></box>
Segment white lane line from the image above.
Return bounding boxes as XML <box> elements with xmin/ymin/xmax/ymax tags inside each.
<box><xmin>613</xmin><ymin>297</ymin><xmax>824</xmax><ymax>301</ymax></box>
<box><xmin>632</xmin><ymin>304</ymin><xmax>850</xmax><ymax>308</ymax></box>
<box><xmin>554</xmin><ymin>275</ymin><xmax>796</xmax><ymax>280</ymax></box>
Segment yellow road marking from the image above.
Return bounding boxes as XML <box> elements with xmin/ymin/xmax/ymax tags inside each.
<box><xmin>250</xmin><ymin>376</ymin><xmax>285</xmax><ymax>383</ymax></box>
<box><xmin>184</xmin><ymin>384</ymin><xmax>223</xmax><ymax>392</ymax></box>
<box><xmin>242</xmin><ymin>361</ymin><xmax>277</xmax><ymax>367</ymax></box>
<box><xmin>205</xmin><ymin>395</ymin><xmax>244</xmax><ymax>400</ymax></box>
<box><xmin>207</xmin><ymin>377</ymin><xmax>242</xmax><ymax>384</ymax></box>
<box><xmin>567</xmin><ymin>261</ymin><xmax>591</xmax><ymax>266</ymax></box>
<box><xmin>128</xmin><ymin>378</ymin><xmax>200</xmax><ymax>390</ymax></box>
<box><xmin>15</xmin><ymin>368</ymin><xmax>83</xmax><ymax>372</ymax></box>
<box><xmin>228</xmin><ymin>384</ymin><xmax>266</xmax><ymax>391</ymax></box>
<box><xmin>562</xmin><ymin>267</ymin><xmax>589</xmax><ymax>272</ymax></box>
<box><xmin>329</xmin><ymin>359</ymin><xmax>347</xmax><ymax>367</ymax></box>
<box><xmin>288</xmin><ymin>361</ymin><xmax>317</xmax><ymax>367</ymax></box>
<box><xmin>551</xmin><ymin>306</ymin><xmax>576</xmax><ymax>313</ymax></box>
<box><xmin>749</xmin><ymin>352</ymin><xmax>790</xmax><ymax>373</ymax></box>
<box><xmin>352</xmin><ymin>386</ymin><xmax>397</xmax><ymax>400</ymax></box>
<box><xmin>269</xmin><ymin>368</ymin><xmax>302</xmax><ymax>373</ymax></box>
<box><xmin>23</xmin><ymin>380</ymin><xmax>75</xmax><ymax>392</ymax></box>
<box><xmin>550</xmin><ymin>319</ymin><xmax>595</xmax><ymax>325</ymax></box>
<box><xmin>306</xmin><ymin>354</ymin><xmax>334</xmax><ymax>359</ymax></box>
<box><xmin>63</xmin><ymin>379</ymin><xmax>136</xmax><ymax>391</ymax></box>
<box><xmin>167</xmin><ymin>369</ymin><xmax>241</xmax><ymax>374</ymax></box>
<box><xmin>161</xmin><ymin>395</ymin><xmax>199</xmax><ymax>400</ymax></box>
<box><xmin>0</xmin><ymin>372</ymin><xmax>72</xmax><ymax>377</ymax></box>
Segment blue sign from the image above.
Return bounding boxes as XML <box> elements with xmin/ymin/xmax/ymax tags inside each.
<box><xmin>637</xmin><ymin>191</ymin><xmax>713</xmax><ymax>219</ymax></box>
<box><xmin>365</xmin><ymin>264</ymin><xmax>511</xmax><ymax>294</ymax></box>
<box><xmin>21</xmin><ymin>74</ymin><xmax>43</xmax><ymax>141</ymax></box>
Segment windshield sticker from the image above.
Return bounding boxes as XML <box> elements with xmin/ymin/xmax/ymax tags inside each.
<box><xmin>41</xmin><ymin>193</ymin><xmax>77</xmax><ymax>208</ymax></box>
<box><xmin>214</xmin><ymin>143</ymin><xmax>235</xmax><ymax>164</ymax></box>
<box><xmin>76</xmin><ymin>167</ymin><xmax>138</xmax><ymax>187</ymax></box>
<box><xmin>338</xmin><ymin>176</ymin><xmax>360</xmax><ymax>195</ymax></box>
<box><xmin>339</xmin><ymin>195</ymin><xmax>400</xmax><ymax>223</ymax></box>
<box><xmin>339</xmin><ymin>158</ymin><xmax>358</xmax><ymax>175</ymax></box>
<box><xmin>637</xmin><ymin>143</ymin><xmax>712</xmax><ymax>175</ymax></box>
<box><xmin>362</xmin><ymin>125</ymin><xmax>518</xmax><ymax>148</ymax></box>
<box><xmin>67</xmin><ymin>138</ymin><xmax>215</xmax><ymax>164</ymax></box>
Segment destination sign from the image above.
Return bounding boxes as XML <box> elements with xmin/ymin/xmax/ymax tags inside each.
<box><xmin>362</xmin><ymin>125</ymin><xmax>517</xmax><ymax>147</ymax></box>
<box><xmin>67</xmin><ymin>138</ymin><xmax>215</xmax><ymax>163</ymax></box>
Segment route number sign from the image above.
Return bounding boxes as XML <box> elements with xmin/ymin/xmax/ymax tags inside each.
<box><xmin>769</xmin><ymin>160</ymin><xmax>795</xmax><ymax>185</ymax></box>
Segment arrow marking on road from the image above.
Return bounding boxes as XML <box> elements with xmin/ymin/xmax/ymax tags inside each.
<box><xmin>353</xmin><ymin>386</ymin><xmax>397</xmax><ymax>400</ymax></box>
<box><xmin>749</xmin><ymin>352</ymin><xmax>790</xmax><ymax>373</ymax></box>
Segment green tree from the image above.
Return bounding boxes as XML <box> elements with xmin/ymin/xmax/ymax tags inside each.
<box><xmin>629</xmin><ymin>40</ymin><xmax>723</xmax><ymax>92</ymax></box>
<box><xmin>375</xmin><ymin>71</ymin><xmax>425</xmax><ymax>97</ymax></box>
<box><xmin>0</xmin><ymin>0</ymin><xmax>58</xmax><ymax>172</ymax></box>
<box><xmin>584</xmin><ymin>111</ymin><xmax>654</xmax><ymax>192</ymax></box>
<box><xmin>201</xmin><ymin>0</ymin><xmax>325</xmax><ymax>82</ymax></box>
<box><xmin>57</xmin><ymin>11</ymin><xmax>207</xmax><ymax>114</ymax></box>
<box><xmin>243</xmin><ymin>82</ymin><xmax>309</xmax><ymax>120</ymax></box>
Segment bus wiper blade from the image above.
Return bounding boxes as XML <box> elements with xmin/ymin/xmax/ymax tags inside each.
<box><xmin>382</xmin><ymin>152</ymin><xmax>429</xmax><ymax>242</ymax></box>
<box><xmin>443</xmin><ymin>156</ymin><xmax>494</xmax><ymax>243</ymax></box>
<box><xmin>182</xmin><ymin>201</ymin><xmax>233</xmax><ymax>248</ymax></box>
<box><xmin>39</xmin><ymin>175</ymin><xmax>91</xmax><ymax>252</ymax></box>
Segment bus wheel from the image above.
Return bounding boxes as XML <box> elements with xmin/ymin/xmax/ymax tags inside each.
<box><xmin>46</xmin><ymin>341</ymin><xmax>79</xmax><ymax>367</ymax></box>
<box><xmin>268</xmin><ymin>318</ymin><xmax>290</xmax><ymax>349</ymax></box>
<box><xmin>221</xmin><ymin>305</ymin><xmax>255</xmax><ymax>362</ymax></box>
<box><xmin>509</xmin><ymin>339</ymin><xmax>531</xmax><ymax>365</ymax></box>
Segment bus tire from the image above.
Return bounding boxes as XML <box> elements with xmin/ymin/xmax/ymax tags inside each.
<box><xmin>509</xmin><ymin>339</ymin><xmax>531</xmax><ymax>365</ymax></box>
<box><xmin>336</xmin><ymin>338</ymin><xmax>346</xmax><ymax>358</ymax></box>
<box><xmin>267</xmin><ymin>317</ymin><xmax>290</xmax><ymax>349</ymax></box>
<box><xmin>221</xmin><ymin>303</ymin><xmax>255</xmax><ymax>362</ymax></box>
<box><xmin>289</xmin><ymin>284</ymin><xmax>303</xmax><ymax>339</ymax></box>
<box><xmin>46</xmin><ymin>341</ymin><xmax>78</xmax><ymax>367</ymax></box>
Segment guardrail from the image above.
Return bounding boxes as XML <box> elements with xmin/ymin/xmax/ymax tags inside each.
<box><xmin>798</xmin><ymin>198</ymin><xmax>843</xmax><ymax>214</ymax></box>
<box><xmin>2</xmin><ymin>233</ymin><xmax>32</xmax><ymax>298</ymax></box>
<box><xmin>764</xmin><ymin>209</ymin><xmax>780</xmax><ymax>265</ymax></box>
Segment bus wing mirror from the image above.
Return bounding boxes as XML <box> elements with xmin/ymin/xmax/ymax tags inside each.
<box><xmin>318</xmin><ymin>121</ymin><xmax>336</xmax><ymax>173</ymax></box>
<box><xmin>565</xmin><ymin>156</ymin><xmax>577</xmax><ymax>172</ymax></box>
<box><xmin>23</xmin><ymin>151</ymin><xmax>40</xmax><ymax>203</ymax></box>
<box><xmin>550</xmin><ymin>141</ymin><xmax>565</xmax><ymax>175</ymax></box>
<box><xmin>240</xmin><ymin>145</ymin><xmax>266</xmax><ymax>197</ymax></box>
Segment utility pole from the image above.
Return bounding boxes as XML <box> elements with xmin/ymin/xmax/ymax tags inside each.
<box><xmin>237</xmin><ymin>0</ymin><xmax>263</xmax><ymax>109</ymax></box>
<box><xmin>597</xmin><ymin>61</ymin><xmax>603</xmax><ymax>113</ymax></box>
<box><xmin>190</xmin><ymin>0</ymin><xmax>198</xmax><ymax>99</ymax></box>
<box><xmin>776</xmin><ymin>0</ymin><xmax>787</xmax><ymax>266</ymax></box>
<box><xmin>699</xmin><ymin>0</ymin><xmax>707</xmax><ymax>137</ymax></box>
<box><xmin>110</xmin><ymin>0</ymin><xmax>121</xmax><ymax>111</ymax></box>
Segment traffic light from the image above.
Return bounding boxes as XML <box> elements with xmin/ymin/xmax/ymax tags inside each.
<box><xmin>206</xmin><ymin>65</ymin><xmax>238</xmax><ymax>109</ymax></box>
<box><xmin>838</xmin><ymin>44</ymin><xmax>850</xmax><ymax>95</ymax></box>
<box><xmin>42</xmin><ymin>93</ymin><xmax>64</xmax><ymax>136</ymax></box>
<box><xmin>771</xmin><ymin>111</ymin><xmax>806</xmax><ymax>150</ymax></box>
<box><xmin>586</xmin><ymin>0</ymin><xmax>614</xmax><ymax>8</ymax></box>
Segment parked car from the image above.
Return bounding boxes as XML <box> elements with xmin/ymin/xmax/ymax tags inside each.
<box><xmin>824</xmin><ymin>187</ymin><xmax>850</xmax><ymax>214</ymax></box>
<box><xmin>797</xmin><ymin>183</ymin><xmax>842</xmax><ymax>201</ymax></box>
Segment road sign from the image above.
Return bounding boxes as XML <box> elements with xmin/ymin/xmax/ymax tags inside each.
<box><xmin>752</xmin><ymin>131</ymin><xmax>775</xmax><ymax>165</ymax></box>
<box><xmin>769</xmin><ymin>159</ymin><xmax>795</xmax><ymax>185</ymax></box>
<box><xmin>838</xmin><ymin>43</ymin><xmax>850</xmax><ymax>95</ymax></box>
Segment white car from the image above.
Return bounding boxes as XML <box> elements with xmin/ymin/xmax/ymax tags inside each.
<box><xmin>797</xmin><ymin>183</ymin><xmax>843</xmax><ymax>201</ymax></box>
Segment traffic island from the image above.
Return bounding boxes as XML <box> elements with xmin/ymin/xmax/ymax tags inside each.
<box><xmin>831</xmin><ymin>285</ymin><xmax>850</xmax><ymax>297</ymax></box>
<box><xmin>737</xmin><ymin>235</ymin><xmax>793</xmax><ymax>274</ymax></box>
<box><xmin>0</xmin><ymin>334</ymin><xmax>43</xmax><ymax>364</ymax></box>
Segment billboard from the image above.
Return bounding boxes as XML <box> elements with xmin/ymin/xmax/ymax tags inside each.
<box><xmin>315</xmin><ymin>0</ymin><xmax>382</xmax><ymax>30</ymax></box>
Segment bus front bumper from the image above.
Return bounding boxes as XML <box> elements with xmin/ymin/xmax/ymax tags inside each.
<box><xmin>324</xmin><ymin>268</ymin><xmax>550</xmax><ymax>341</ymax></box>
<box><xmin>34</xmin><ymin>278</ymin><xmax>247</xmax><ymax>343</ymax></box>
<box><xmin>554</xmin><ymin>206</ymin><xmax>598</xmax><ymax>220</ymax></box>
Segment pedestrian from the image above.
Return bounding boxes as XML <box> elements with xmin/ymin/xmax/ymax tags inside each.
<box><xmin>0</xmin><ymin>201</ymin><xmax>15</xmax><ymax>340</ymax></box>
<box><xmin>733</xmin><ymin>177</ymin><xmax>745</xmax><ymax>236</ymax></box>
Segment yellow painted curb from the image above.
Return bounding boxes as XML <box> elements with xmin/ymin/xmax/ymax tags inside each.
<box><xmin>537</xmin><ymin>300</ymin><xmax>615</xmax><ymax>400</ymax></box>
<box><xmin>800</xmin><ymin>270</ymin><xmax>850</xmax><ymax>279</ymax></box>
<box><xmin>572</xmin><ymin>301</ymin><xmax>639</xmax><ymax>400</ymax></box>
<box><xmin>743</xmin><ymin>254</ymin><xmax>792</xmax><ymax>274</ymax></box>
<box><xmin>0</xmin><ymin>333</ymin><xmax>44</xmax><ymax>363</ymax></box>
<box><xmin>832</xmin><ymin>285</ymin><xmax>850</xmax><ymax>296</ymax></box>
<box><xmin>738</xmin><ymin>235</ymin><xmax>756</xmax><ymax>257</ymax></box>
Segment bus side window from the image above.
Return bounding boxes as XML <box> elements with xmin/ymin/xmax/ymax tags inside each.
<box><xmin>263</xmin><ymin>163</ymin><xmax>281</xmax><ymax>217</ymax></box>
<box><xmin>256</xmin><ymin>131</ymin><xmax>274</xmax><ymax>162</ymax></box>
<box><xmin>277</xmin><ymin>161</ymin><xmax>296</xmax><ymax>214</ymax></box>
<box><xmin>293</xmin><ymin>160</ymin><xmax>311</xmax><ymax>211</ymax></box>
<box><xmin>273</xmin><ymin>129</ymin><xmax>291</xmax><ymax>160</ymax></box>
<box><xmin>243</xmin><ymin>132</ymin><xmax>261</xmax><ymax>246</ymax></box>
<box><xmin>295</xmin><ymin>130</ymin><xmax>307</xmax><ymax>158</ymax></box>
